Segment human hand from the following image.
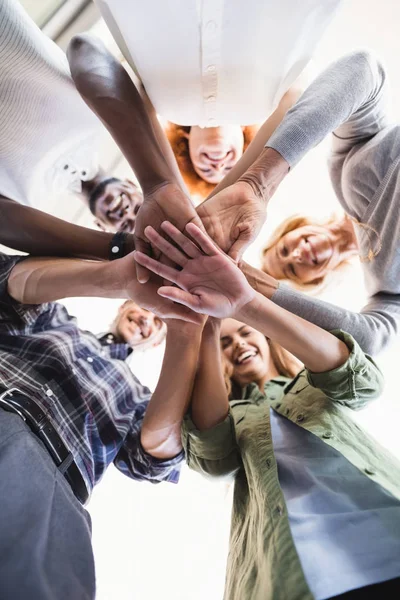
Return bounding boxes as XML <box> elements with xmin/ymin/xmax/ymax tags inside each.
<box><xmin>134</xmin><ymin>222</ymin><xmax>255</xmax><ymax>318</ymax></box>
<box><xmin>134</xmin><ymin>182</ymin><xmax>205</xmax><ymax>283</ymax></box>
<box><xmin>196</xmin><ymin>181</ymin><xmax>267</xmax><ymax>261</ymax></box>
<box><xmin>111</xmin><ymin>252</ymin><xmax>204</xmax><ymax>324</ymax></box>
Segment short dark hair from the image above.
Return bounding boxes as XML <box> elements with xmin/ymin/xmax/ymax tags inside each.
<box><xmin>89</xmin><ymin>177</ymin><xmax>121</xmax><ymax>215</ymax></box>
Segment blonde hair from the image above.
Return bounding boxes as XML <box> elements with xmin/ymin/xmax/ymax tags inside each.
<box><xmin>222</xmin><ymin>338</ymin><xmax>301</xmax><ymax>398</ymax></box>
<box><xmin>164</xmin><ymin>122</ymin><xmax>259</xmax><ymax>202</ymax></box>
<box><xmin>262</xmin><ymin>213</ymin><xmax>354</xmax><ymax>293</ymax></box>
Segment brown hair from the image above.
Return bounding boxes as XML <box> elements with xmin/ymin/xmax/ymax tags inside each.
<box><xmin>261</xmin><ymin>213</ymin><xmax>354</xmax><ymax>293</ymax></box>
<box><xmin>164</xmin><ymin>122</ymin><xmax>259</xmax><ymax>202</ymax></box>
<box><xmin>222</xmin><ymin>338</ymin><xmax>301</xmax><ymax>398</ymax></box>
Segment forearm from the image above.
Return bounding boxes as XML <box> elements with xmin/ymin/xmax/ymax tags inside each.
<box><xmin>67</xmin><ymin>34</ymin><xmax>176</xmax><ymax>194</ymax></box>
<box><xmin>191</xmin><ymin>320</ymin><xmax>230</xmax><ymax>431</ymax></box>
<box><xmin>141</xmin><ymin>324</ymin><xmax>203</xmax><ymax>458</ymax></box>
<box><xmin>7</xmin><ymin>256</ymin><xmax>125</xmax><ymax>304</ymax></box>
<box><xmin>237</xmin><ymin>292</ymin><xmax>349</xmax><ymax>372</ymax></box>
<box><xmin>267</xmin><ymin>52</ymin><xmax>385</xmax><ymax>168</ymax></box>
<box><xmin>272</xmin><ymin>285</ymin><xmax>400</xmax><ymax>356</ymax></box>
<box><xmin>0</xmin><ymin>197</ymin><xmax>131</xmax><ymax>260</ymax></box>
<box><xmin>240</xmin><ymin>261</ymin><xmax>278</xmax><ymax>299</ymax></box>
<box><xmin>206</xmin><ymin>86</ymin><xmax>301</xmax><ymax>199</ymax></box>
<box><xmin>140</xmin><ymin>87</ymin><xmax>189</xmax><ymax>194</ymax></box>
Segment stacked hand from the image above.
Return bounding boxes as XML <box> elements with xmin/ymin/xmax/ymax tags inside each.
<box><xmin>134</xmin><ymin>222</ymin><xmax>256</xmax><ymax>319</ymax></box>
<box><xmin>196</xmin><ymin>181</ymin><xmax>267</xmax><ymax>262</ymax></box>
<box><xmin>134</xmin><ymin>182</ymin><xmax>205</xmax><ymax>282</ymax></box>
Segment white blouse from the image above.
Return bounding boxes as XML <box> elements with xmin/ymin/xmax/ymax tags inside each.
<box><xmin>96</xmin><ymin>0</ymin><xmax>342</xmax><ymax>127</ymax></box>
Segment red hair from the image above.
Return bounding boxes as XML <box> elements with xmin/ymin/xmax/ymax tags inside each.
<box><xmin>164</xmin><ymin>123</ymin><xmax>259</xmax><ymax>202</ymax></box>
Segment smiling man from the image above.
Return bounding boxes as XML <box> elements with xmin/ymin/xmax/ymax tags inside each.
<box><xmin>0</xmin><ymin>0</ymin><xmax>143</xmax><ymax>233</ymax></box>
<box><xmin>87</xmin><ymin>177</ymin><xmax>143</xmax><ymax>232</ymax></box>
<box><xmin>103</xmin><ymin>300</ymin><xmax>167</xmax><ymax>351</ymax></box>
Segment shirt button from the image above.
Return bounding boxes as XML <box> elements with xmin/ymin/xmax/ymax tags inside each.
<box><xmin>87</xmin><ymin>357</ymin><xmax>94</xmax><ymax>363</ymax></box>
<box><xmin>206</xmin><ymin>64</ymin><xmax>216</xmax><ymax>72</ymax></box>
<box><xmin>322</xmin><ymin>431</ymin><xmax>332</xmax><ymax>439</ymax></box>
<box><xmin>275</xmin><ymin>403</ymin><xmax>281</xmax><ymax>409</ymax></box>
<box><xmin>205</xmin><ymin>20</ymin><xmax>217</xmax><ymax>33</ymax></box>
<box><xmin>63</xmin><ymin>164</ymin><xmax>69</xmax><ymax>170</ymax></box>
<box><xmin>266</xmin><ymin>458</ymin><xmax>272</xmax><ymax>469</ymax></box>
<box><xmin>296</xmin><ymin>414</ymin><xmax>305</xmax><ymax>423</ymax></box>
<box><xmin>111</xmin><ymin>246</ymin><xmax>119</xmax><ymax>254</ymax></box>
<box><xmin>276</xmin><ymin>505</ymin><xmax>283</xmax><ymax>517</ymax></box>
<box><xmin>365</xmin><ymin>467</ymin><xmax>375</xmax><ymax>476</ymax></box>
<box><xmin>206</xmin><ymin>95</ymin><xmax>216</xmax><ymax>102</ymax></box>
<box><xmin>46</xmin><ymin>388</ymin><xmax>53</xmax><ymax>397</ymax></box>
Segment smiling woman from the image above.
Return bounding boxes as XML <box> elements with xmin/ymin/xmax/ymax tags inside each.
<box><xmin>220</xmin><ymin>318</ymin><xmax>300</xmax><ymax>393</ymax></box>
<box><xmin>261</xmin><ymin>213</ymin><xmax>359</xmax><ymax>289</ymax></box>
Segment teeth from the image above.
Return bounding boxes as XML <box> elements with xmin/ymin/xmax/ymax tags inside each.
<box><xmin>236</xmin><ymin>350</ymin><xmax>256</xmax><ymax>364</ymax></box>
<box><xmin>109</xmin><ymin>195</ymin><xmax>123</xmax><ymax>212</ymax></box>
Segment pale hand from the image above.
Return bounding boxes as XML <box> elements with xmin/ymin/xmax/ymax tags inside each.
<box><xmin>134</xmin><ymin>182</ymin><xmax>204</xmax><ymax>282</ymax></box>
<box><xmin>112</xmin><ymin>252</ymin><xmax>203</xmax><ymax>324</ymax></box>
<box><xmin>133</xmin><ymin>222</ymin><xmax>256</xmax><ymax>318</ymax></box>
<box><xmin>196</xmin><ymin>181</ymin><xmax>267</xmax><ymax>261</ymax></box>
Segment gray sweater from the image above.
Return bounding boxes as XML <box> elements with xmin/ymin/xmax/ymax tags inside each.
<box><xmin>267</xmin><ymin>51</ymin><xmax>400</xmax><ymax>355</ymax></box>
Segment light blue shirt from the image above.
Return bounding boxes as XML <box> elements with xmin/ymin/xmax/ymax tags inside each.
<box><xmin>270</xmin><ymin>410</ymin><xmax>400</xmax><ymax>599</ymax></box>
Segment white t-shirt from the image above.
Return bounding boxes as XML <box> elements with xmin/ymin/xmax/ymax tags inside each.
<box><xmin>0</xmin><ymin>0</ymin><xmax>104</xmax><ymax>207</ymax></box>
<box><xmin>96</xmin><ymin>0</ymin><xmax>342</xmax><ymax>127</ymax></box>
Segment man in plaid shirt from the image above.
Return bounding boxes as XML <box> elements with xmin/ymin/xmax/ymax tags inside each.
<box><xmin>0</xmin><ymin>250</ymin><xmax>204</xmax><ymax>600</ymax></box>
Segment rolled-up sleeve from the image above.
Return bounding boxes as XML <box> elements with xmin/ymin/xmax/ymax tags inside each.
<box><xmin>181</xmin><ymin>410</ymin><xmax>241</xmax><ymax>478</ymax></box>
<box><xmin>0</xmin><ymin>253</ymin><xmax>27</xmax><ymax>306</ymax></box>
<box><xmin>306</xmin><ymin>330</ymin><xmax>384</xmax><ymax>410</ymax></box>
<box><xmin>114</xmin><ymin>400</ymin><xmax>183</xmax><ymax>484</ymax></box>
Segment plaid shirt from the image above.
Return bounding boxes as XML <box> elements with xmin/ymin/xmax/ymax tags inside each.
<box><xmin>0</xmin><ymin>253</ymin><xmax>182</xmax><ymax>501</ymax></box>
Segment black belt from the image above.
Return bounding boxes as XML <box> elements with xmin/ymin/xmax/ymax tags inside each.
<box><xmin>0</xmin><ymin>386</ymin><xmax>88</xmax><ymax>504</ymax></box>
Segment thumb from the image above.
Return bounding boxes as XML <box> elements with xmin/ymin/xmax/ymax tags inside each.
<box><xmin>134</xmin><ymin>237</ymin><xmax>152</xmax><ymax>283</ymax></box>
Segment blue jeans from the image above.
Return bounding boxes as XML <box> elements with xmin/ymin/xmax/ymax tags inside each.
<box><xmin>0</xmin><ymin>410</ymin><xmax>95</xmax><ymax>600</ymax></box>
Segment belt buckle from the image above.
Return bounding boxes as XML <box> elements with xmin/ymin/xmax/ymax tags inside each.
<box><xmin>0</xmin><ymin>387</ymin><xmax>27</xmax><ymax>421</ymax></box>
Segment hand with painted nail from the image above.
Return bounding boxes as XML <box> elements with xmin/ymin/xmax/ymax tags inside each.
<box><xmin>134</xmin><ymin>222</ymin><xmax>255</xmax><ymax>318</ymax></box>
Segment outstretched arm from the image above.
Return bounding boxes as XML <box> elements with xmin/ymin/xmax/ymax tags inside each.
<box><xmin>0</xmin><ymin>196</ymin><xmax>132</xmax><ymax>260</ymax></box>
<box><xmin>241</xmin><ymin>261</ymin><xmax>400</xmax><ymax>356</ymax></box>
<box><xmin>140</xmin><ymin>319</ymin><xmax>204</xmax><ymax>459</ymax></box>
<box><xmin>191</xmin><ymin>319</ymin><xmax>230</xmax><ymax>431</ymax></box>
<box><xmin>5</xmin><ymin>252</ymin><xmax>201</xmax><ymax>324</ymax></box>
<box><xmin>246</xmin><ymin>51</ymin><xmax>389</xmax><ymax>196</ymax></box>
<box><xmin>67</xmin><ymin>33</ymin><xmax>203</xmax><ymax>282</ymax></box>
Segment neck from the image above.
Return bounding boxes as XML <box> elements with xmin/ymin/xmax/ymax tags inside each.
<box><xmin>329</xmin><ymin>215</ymin><xmax>359</xmax><ymax>260</ymax></box>
<box><xmin>256</xmin><ymin>358</ymin><xmax>281</xmax><ymax>391</ymax></box>
<box><xmin>80</xmin><ymin>168</ymin><xmax>107</xmax><ymax>203</ymax></box>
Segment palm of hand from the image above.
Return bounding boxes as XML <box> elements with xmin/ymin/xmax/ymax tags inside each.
<box><xmin>172</xmin><ymin>254</ymin><xmax>252</xmax><ymax>318</ymax></box>
<box><xmin>196</xmin><ymin>182</ymin><xmax>266</xmax><ymax>260</ymax></box>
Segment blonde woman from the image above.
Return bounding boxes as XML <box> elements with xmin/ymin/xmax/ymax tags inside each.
<box><xmin>134</xmin><ymin>222</ymin><xmax>400</xmax><ymax>600</ymax></box>
<box><xmin>261</xmin><ymin>213</ymin><xmax>357</xmax><ymax>291</ymax></box>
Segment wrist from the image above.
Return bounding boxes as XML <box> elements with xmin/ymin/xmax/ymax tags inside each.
<box><xmin>234</xmin><ymin>291</ymin><xmax>265</xmax><ymax>324</ymax></box>
<box><xmin>238</xmin><ymin>147</ymin><xmax>289</xmax><ymax>202</ymax></box>
<box><xmin>239</xmin><ymin>261</ymin><xmax>278</xmax><ymax>299</ymax></box>
<box><xmin>166</xmin><ymin>319</ymin><xmax>205</xmax><ymax>340</ymax></box>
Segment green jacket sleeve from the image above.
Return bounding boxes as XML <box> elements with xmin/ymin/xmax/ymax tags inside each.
<box><xmin>306</xmin><ymin>330</ymin><xmax>384</xmax><ymax>410</ymax></box>
<box><xmin>181</xmin><ymin>409</ymin><xmax>241</xmax><ymax>478</ymax></box>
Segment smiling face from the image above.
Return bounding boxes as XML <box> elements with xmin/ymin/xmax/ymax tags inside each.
<box><xmin>262</xmin><ymin>225</ymin><xmax>342</xmax><ymax>284</ymax></box>
<box><xmin>188</xmin><ymin>125</ymin><xmax>244</xmax><ymax>184</ymax></box>
<box><xmin>112</xmin><ymin>301</ymin><xmax>165</xmax><ymax>348</ymax></box>
<box><xmin>93</xmin><ymin>179</ymin><xmax>143</xmax><ymax>232</ymax></box>
<box><xmin>220</xmin><ymin>318</ymin><xmax>272</xmax><ymax>388</ymax></box>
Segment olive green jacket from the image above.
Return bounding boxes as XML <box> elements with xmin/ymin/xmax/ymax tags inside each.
<box><xmin>182</xmin><ymin>332</ymin><xmax>400</xmax><ymax>600</ymax></box>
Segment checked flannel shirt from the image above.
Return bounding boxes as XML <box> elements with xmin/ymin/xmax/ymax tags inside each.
<box><xmin>0</xmin><ymin>253</ymin><xmax>182</xmax><ymax>502</ymax></box>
